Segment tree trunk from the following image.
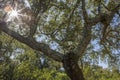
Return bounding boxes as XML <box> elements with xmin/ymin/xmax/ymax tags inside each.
<box><xmin>63</xmin><ymin>52</ymin><xmax>85</xmax><ymax>80</ymax></box>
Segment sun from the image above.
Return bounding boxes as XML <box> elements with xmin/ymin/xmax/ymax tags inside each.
<box><xmin>4</xmin><ymin>5</ymin><xmax>26</xmax><ymax>22</ymax></box>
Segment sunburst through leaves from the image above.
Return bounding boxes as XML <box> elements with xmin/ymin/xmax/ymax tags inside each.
<box><xmin>4</xmin><ymin>4</ymin><xmax>28</xmax><ymax>23</ymax></box>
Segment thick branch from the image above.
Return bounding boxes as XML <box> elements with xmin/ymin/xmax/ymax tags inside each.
<box><xmin>74</xmin><ymin>0</ymin><xmax>92</xmax><ymax>59</ymax></box>
<box><xmin>0</xmin><ymin>21</ymin><xmax>63</xmax><ymax>62</ymax></box>
<box><xmin>76</xmin><ymin>26</ymin><xmax>92</xmax><ymax>59</ymax></box>
<box><xmin>89</xmin><ymin>4</ymin><xmax>120</xmax><ymax>26</ymax></box>
<box><xmin>75</xmin><ymin>3</ymin><xmax>120</xmax><ymax>59</ymax></box>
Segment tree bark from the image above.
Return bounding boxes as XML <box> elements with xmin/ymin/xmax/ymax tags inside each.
<box><xmin>0</xmin><ymin>21</ymin><xmax>63</xmax><ymax>62</ymax></box>
<box><xmin>63</xmin><ymin>52</ymin><xmax>85</xmax><ymax>80</ymax></box>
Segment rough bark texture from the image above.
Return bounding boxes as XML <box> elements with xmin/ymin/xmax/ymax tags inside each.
<box><xmin>63</xmin><ymin>52</ymin><xmax>85</xmax><ymax>80</ymax></box>
<box><xmin>0</xmin><ymin>21</ymin><xmax>63</xmax><ymax>62</ymax></box>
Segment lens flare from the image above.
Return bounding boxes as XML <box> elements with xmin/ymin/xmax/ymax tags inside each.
<box><xmin>4</xmin><ymin>5</ymin><xmax>26</xmax><ymax>22</ymax></box>
<box><xmin>4</xmin><ymin>5</ymin><xmax>12</xmax><ymax>13</ymax></box>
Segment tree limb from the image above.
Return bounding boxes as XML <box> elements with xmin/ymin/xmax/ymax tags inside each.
<box><xmin>73</xmin><ymin>0</ymin><xmax>92</xmax><ymax>60</ymax></box>
<box><xmin>29</xmin><ymin>0</ymin><xmax>50</xmax><ymax>38</ymax></box>
<box><xmin>89</xmin><ymin>3</ymin><xmax>120</xmax><ymax>26</ymax></box>
<box><xmin>0</xmin><ymin>21</ymin><xmax>63</xmax><ymax>62</ymax></box>
<box><xmin>81</xmin><ymin>0</ymin><xmax>88</xmax><ymax>23</ymax></box>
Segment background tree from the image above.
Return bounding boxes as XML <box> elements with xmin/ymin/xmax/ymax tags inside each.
<box><xmin>0</xmin><ymin>0</ymin><xmax>120</xmax><ymax>80</ymax></box>
<box><xmin>0</xmin><ymin>33</ymin><xmax>69</xmax><ymax>80</ymax></box>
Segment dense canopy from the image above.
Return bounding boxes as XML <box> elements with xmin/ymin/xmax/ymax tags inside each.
<box><xmin>0</xmin><ymin>0</ymin><xmax>120</xmax><ymax>80</ymax></box>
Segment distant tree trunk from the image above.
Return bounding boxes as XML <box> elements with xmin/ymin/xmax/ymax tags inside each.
<box><xmin>63</xmin><ymin>52</ymin><xmax>85</xmax><ymax>80</ymax></box>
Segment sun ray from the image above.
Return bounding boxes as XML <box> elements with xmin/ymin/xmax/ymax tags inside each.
<box><xmin>4</xmin><ymin>4</ymin><xmax>28</xmax><ymax>23</ymax></box>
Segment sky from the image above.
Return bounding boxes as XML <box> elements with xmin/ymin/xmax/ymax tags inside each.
<box><xmin>4</xmin><ymin>0</ymin><xmax>120</xmax><ymax>69</ymax></box>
